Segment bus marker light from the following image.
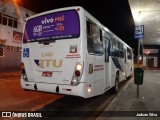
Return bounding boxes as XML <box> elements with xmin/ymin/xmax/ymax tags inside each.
<box><xmin>25</xmin><ymin>84</ymin><xmax>30</xmax><ymax>86</ymax></box>
<box><xmin>77</xmin><ymin>8</ymin><xmax>80</xmax><ymax>11</ymax></box>
<box><xmin>88</xmin><ymin>88</ymin><xmax>91</xmax><ymax>93</ymax></box>
<box><xmin>66</xmin><ymin>89</ymin><xmax>71</xmax><ymax>91</ymax></box>
<box><xmin>63</xmin><ymin>88</ymin><xmax>72</xmax><ymax>91</ymax></box>
<box><xmin>88</xmin><ymin>85</ymin><xmax>91</xmax><ymax>93</ymax></box>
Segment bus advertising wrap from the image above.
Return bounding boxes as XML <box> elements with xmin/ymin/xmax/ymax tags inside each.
<box><xmin>23</xmin><ymin>10</ymin><xmax>80</xmax><ymax>43</ymax></box>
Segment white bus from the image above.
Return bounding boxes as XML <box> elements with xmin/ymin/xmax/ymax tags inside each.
<box><xmin>21</xmin><ymin>6</ymin><xmax>133</xmax><ymax>98</ymax></box>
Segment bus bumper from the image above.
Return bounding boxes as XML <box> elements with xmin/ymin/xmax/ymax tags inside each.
<box><xmin>21</xmin><ymin>79</ymin><xmax>91</xmax><ymax>98</ymax></box>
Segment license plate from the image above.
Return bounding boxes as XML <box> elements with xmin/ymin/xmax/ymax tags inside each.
<box><xmin>42</xmin><ymin>72</ymin><xmax>52</xmax><ymax>77</ymax></box>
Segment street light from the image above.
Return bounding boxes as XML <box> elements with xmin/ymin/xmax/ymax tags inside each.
<box><xmin>134</xmin><ymin>12</ymin><xmax>143</xmax><ymax>68</ymax></box>
<box><xmin>134</xmin><ymin>12</ymin><xmax>142</xmax><ymax>22</ymax></box>
<box><xmin>11</xmin><ymin>0</ymin><xmax>24</xmax><ymax>27</ymax></box>
<box><xmin>12</xmin><ymin>0</ymin><xmax>20</xmax><ymax>3</ymax></box>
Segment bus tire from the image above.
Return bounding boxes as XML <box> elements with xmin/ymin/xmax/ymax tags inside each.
<box><xmin>127</xmin><ymin>75</ymin><xmax>131</xmax><ymax>79</ymax></box>
<box><xmin>24</xmin><ymin>89</ymin><xmax>28</xmax><ymax>91</ymax></box>
<box><xmin>114</xmin><ymin>73</ymin><xmax>119</xmax><ymax>93</ymax></box>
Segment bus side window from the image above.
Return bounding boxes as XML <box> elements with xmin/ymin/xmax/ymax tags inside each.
<box><xmin>127</xmin><ymin>48</ymin><xmax>132</xmax><ymax>59</ymax></box>
<box><xmin>112</xmin><ymin>38</ymin><xmax>120</xmax><ymax>57</ymax></box>
<box><xmin>87</xmin><ymin>21</ymin><xmax>92</xmax><ymax>37</ymax></box>
<box><xmin>119</xmin><ymin>42</ymin><xmax>124</xmax><ymax>58</ymax></box>
<box><xmin>86</xmin><ymin>20</ymin><xmax>103</xmax><ymax>55</ymax></box>
<box><xmin>124</xmin><ymin>49</ymin><xmax>127</xmax><ymax>62</ymax></box>
<box><xmin>104</xmin><ymin>38</ymin><xmax>110</xmax><ymax>62</ymax></box>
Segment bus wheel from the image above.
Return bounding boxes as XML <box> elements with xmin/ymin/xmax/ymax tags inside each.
<box><xmin>24</xmin><ymin>89</ymin><xmax>29</xmax><ymax>91</ymax></box>
<box><xmin>114</xmin><ymin>73</ymin><xmax>119</xmax><ymax>93</ymax></box>
<box><xmin>127</xmin><ymin>75</ymin><xmax>131</xmax><ymax>79</ymax></box>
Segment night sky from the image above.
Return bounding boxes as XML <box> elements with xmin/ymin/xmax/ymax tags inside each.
<box><xmin>19</xmin><ymin>0</ymin><xmax>137</xmax><ymax>53</ymax></box>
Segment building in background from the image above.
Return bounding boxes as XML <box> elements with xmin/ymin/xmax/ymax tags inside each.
<box><xmin>129</xmin><ymin>0</ymin><xmax>160</xmax><ymax>69</ymax></box>
<box><xmin>143</xmin><ymin>45</ymin><xmax>160</xmax><ymax>68</ymax></box>
<box><xmin>0</xmin><ymin>0</ymin><xmax>35</xmax><ymax>73</ymax></box>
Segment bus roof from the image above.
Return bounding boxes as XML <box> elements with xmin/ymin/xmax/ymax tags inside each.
<box><xmin>25</xmin><ymin>6</ymin><xmax>84</xmax><ymax>21</ymax></box>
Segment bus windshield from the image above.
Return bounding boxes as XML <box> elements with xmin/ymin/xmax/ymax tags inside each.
<box><xmin>23</xmin><ymin>10</ymin><xmax>80</xmax><ymax>43</ymax></box>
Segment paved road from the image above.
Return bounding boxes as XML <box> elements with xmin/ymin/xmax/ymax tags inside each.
<box><xmin>0</xmin><ymin>76</ymin><xmax>130</xmax><ymax>120</ymax></box>
<box><xmin>27</xmin><ymin>79</ymin><xmax>130</xmax><ymax>120</ymax></box>
<box><xmin>0</xmin><ymin>77</ymin><xmax>63</xmax><ymax>111</ymax></box>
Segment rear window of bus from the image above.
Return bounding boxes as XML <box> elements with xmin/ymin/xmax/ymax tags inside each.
<box><xmin>23</xmin><ymin>10</ymin><xmax>80</xmax><ymax>43</ymax></box>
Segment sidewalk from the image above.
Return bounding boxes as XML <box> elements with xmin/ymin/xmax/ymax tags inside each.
<box><xmin>96</xmin><ymin>70</ymin><xmax>160</xmax><ymax>120</ymax></box>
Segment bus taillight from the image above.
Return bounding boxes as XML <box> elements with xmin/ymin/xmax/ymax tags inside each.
<box><xmin>21</xmin><ymin>62</ymin><xmax>28</xmax><ymax>81</ymax></box>
<box><xmin>75</xmin><ymin>70</ymin><xmax>80</xmax><ymax>77</ymax></box>
<box><xmin>71</xmin><ymin>62</ymin><xmax>83</xmax><ymax>85</ymax></box>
